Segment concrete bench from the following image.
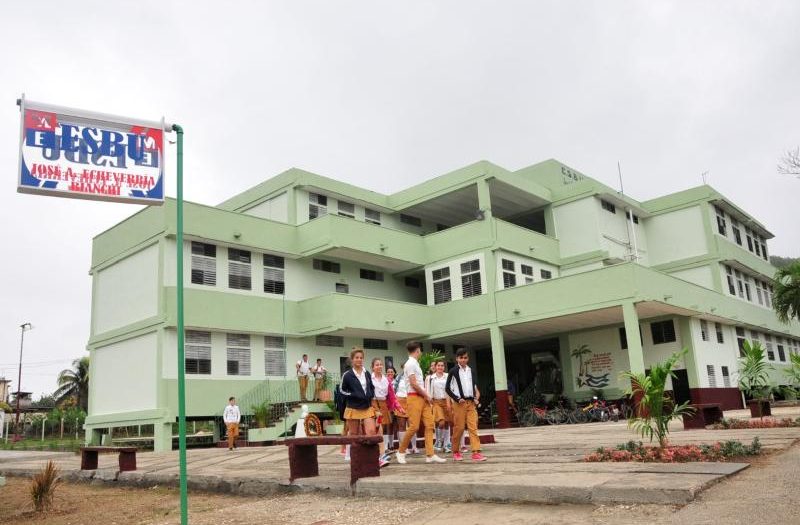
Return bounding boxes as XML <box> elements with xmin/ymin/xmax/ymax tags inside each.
<box><xmin>80</xmin><ymin>446</ymin><xmax>137</xmax><ymax>472</ymax></box>
<box><xmin>283</xmin><ymin>435</ymin><xmax>382</xmax><ymax>484</ymax></box>
<box><xmin>683</xmin><ymin>403</ymin><xmax>724</xmax><ymax>429</ymax></box>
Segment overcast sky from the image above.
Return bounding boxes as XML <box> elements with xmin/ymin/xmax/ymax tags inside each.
<box><xmin>1</xmin><ymin>1</ymin><xmax>798</xmax><ymax>399</ymax></box>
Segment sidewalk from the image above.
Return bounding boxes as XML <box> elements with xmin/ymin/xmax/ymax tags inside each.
<box><xmin>2</xmin><ymin>407</ymin><xmax>798</xmax><ymax>505</ymax></box>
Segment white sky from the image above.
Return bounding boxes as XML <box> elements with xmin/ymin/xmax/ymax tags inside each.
<box><xmin>1</xmin><ymin>1</ymin><xmax>798</xmax><ymax>399</ymax></box>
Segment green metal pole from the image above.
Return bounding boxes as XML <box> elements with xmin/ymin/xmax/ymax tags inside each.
<box><xmin>172</xmin><ymin>123</ymin><xmax>188</xmax><ymax>525</ymax></box>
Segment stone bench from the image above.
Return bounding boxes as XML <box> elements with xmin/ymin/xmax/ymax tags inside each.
<box><xmin>283</xmin><ymin>435</ymin><xmax>382</xmax><ymax>484</ymax></box>
<box><xmin>80</xmin><ymin>446</ymin><xmax>137</xmax><ymax>472</ymax></box>
<box><xmin>682</xmin><ymin>403</ymin><xmax>724</xmax><ymax>429</ymax></box>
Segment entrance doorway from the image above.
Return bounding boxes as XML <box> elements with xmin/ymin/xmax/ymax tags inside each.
<box><xmin>474</xmin><ymin>337</ymin><xmax>563</xmax><ymax>399</ymax></box>
<box><xmin>671</xmin><ymin>369</ymin><xmax>691</xmax><ymax>405</ymax></box>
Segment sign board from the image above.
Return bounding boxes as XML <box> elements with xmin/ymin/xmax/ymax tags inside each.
<box><xmin>17</xmin><ymin>97</ymin><xmax>165</xmax><ymax>205</ymax></box>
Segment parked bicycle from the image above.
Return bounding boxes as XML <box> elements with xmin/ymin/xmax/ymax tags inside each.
<box><xmin>582</xmin><ymin>396</ymin><xmax>612</xmax><ymax>422</ymax></box>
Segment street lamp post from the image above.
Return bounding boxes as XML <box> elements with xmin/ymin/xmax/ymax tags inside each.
<box><xmin>14</xmin><ymin>322</ymin><xmax>32</xmax><ymax>441</ymax></box>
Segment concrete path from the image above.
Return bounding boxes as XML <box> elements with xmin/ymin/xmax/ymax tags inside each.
<box><xmin>2</xmin><ymin>407</ymin><xmax>798</xmax><ymax>505</ymax></box>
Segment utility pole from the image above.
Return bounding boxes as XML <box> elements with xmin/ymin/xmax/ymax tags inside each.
<box><xmin>14</xmin><ymin>322</ymin><xmax>32</xmax><ymax>441</ymax></box>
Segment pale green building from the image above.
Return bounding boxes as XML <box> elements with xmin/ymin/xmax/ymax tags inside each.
<box><xmin>86</xmin><ymin>159</ymin><xmax>800</xmax><ymax>451</ymax></box>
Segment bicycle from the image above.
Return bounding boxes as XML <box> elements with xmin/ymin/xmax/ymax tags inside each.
<box><xmin>520</xmin><ymin>405</ymin><xmax>548</xmax><ymax>426</ymax></box>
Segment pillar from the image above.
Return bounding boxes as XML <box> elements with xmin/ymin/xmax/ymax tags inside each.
<box><xmin>154</xmin><ymin>422</ymin><xmax>173</xmax><ymax>453</ymax></box>
<box><xmin>677</xmin><ymin>317</ymin><xmax>703</xmax><ymax>403</ymax></box>
<box><xmin>622</xmin><ymin>302</ymin><xmax>645</xmax><ymax>375</ymax></box>
<box><xmin>477</xmin><ymin>179</ymin><xmax>493</xmax><ymax>218</ymax></box>
<box><xmin>86</xmin><ymin>427</ymin><xmax>103</xmax><ymax>446</ymax></box>
<box><xmin>490</xmin><ymin>325</ymin><xmax>511</xmax><ymax>428</ymax></box>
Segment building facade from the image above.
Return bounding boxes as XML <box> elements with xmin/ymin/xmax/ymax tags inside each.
<box><xmin>86</xmin><ymin>159</ymin><xmax>800</xmax><ymax>451</ymax></box>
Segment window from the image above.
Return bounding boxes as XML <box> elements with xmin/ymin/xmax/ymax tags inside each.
<box><xmin>360</xmin><ymin>269</ymin><xmax>384</xmax><ymax>282</ymax></box>
<box><xmin>765</xmin><ymin>284</ymin><xmax>773</xmax><ymax>308</ymax></box>
<box><xmin>706</xmin><ymin>365</ymin><xmax>717</xmax><ymax>388</ymax></box>
<box><xmin>226</xmin><ymin>333</ymin><xmax>251</xmax><ymax>376</ymax></box>
<box><xmin>743</xmin><ymin>276</ymin><xmax>752</xmax><ymax>301</ymax></box>
<box><xmin>721</xmin><ymin>366</ymin><xmax>731</xmax><ymax>387</ymax></box>
<box><xmin>760</xmin><ymin>237</ymin><xmax>768</xmax><ymax>260</ymax></box>
<box><xmin>651</xmin><ymin>320</ymin><xmax>676</xmax><ymax>345</ymax></box>
<box><xmin>432</xmin><ymin>267</ymin><xmax>452</xmax><ymax>305</ymax></box>
<box><xmin>714</xmin><ymin>205</ymin><xmax>727</xmax><ymax>236</ymax></box>
<box><xmin>263</xmin><ymin>254</ymin><xmax>285</xmax><ymax>295</ymax></box>
<box><xmin>335</xmin><ymin>283</ymin><xmax>349</xmax><ymax>294</ymax></box>
<box><xmin>309</xmin><ymin>193</ymin><xmax>328</xmax><ymax>219</ymax></box>
<box><xmin>364</xmin><ymin>338</ymin><xmax>388</xmax><ymax>350</ymax></box>
<box><xmin>625</xmin><ymin>211</ymin><xmax>640</xmax><ymax>224</ymax></box>
<box><xmin>400</xmin><ymin>214</ymin><xmax>422</xmax><ymax>227</ymax></box>
<box><xmin>316</xmin><ymin>335</ymin><xmax>344</xmax><ymax>347</ymax></box>
<box><xmin>365</xmin><ymin>208</ymin><xmax>381</xmax><ymax>225</ymax></box>
<box><xmin>313</xmin><ymin>259</ymin><xmax>340</xmax><ymax>273</ymax></box>
<box><xmin>731</xmin><ymin>218</ymin><xmax>742</xmax><ymax>245</ymax></box>
<box><xmin>264</xmin><ymin>335</ymin><xmax>286</xmax><ymax>376</ymax></box>
<box><xmin>540</xmin><ymin>269</ymin><xmax>553</xmax><ymax>280</ymax></box>
<box><xmin>460</xmin><ymin>260</ymin><xmax>482</xmax><ymax>298</ymax></box>
<box><xmin>501</xmin><ymin>259</ymin><xmax>515</xmax><ymax>271</ymax></box>
<box><xmin>765</xmin><ymin>334</ymin><xmax>775</xmax><ymax>361</ymax></box>
<box><xmin>777</xmin><ymin>338</ymin><xmax>786</xmax><ymax>362</ymax></box>
<box><xmin>338</xmin><ymin>201</ymin><xmax>355</xmax><ymax>219</ymax></box>
<box><xmin>404</xmin><ymin>276</ymin><xmax>420</xmax><ymax>288</ymax></box>
<box><xmin>619</xmin><ymin>327</ymin><xmax>628</xmax><ymax>350</ymax></box>
<box><xmin>725</xmin><ymin>265</ymin><xmax>736</xmax><ymax>296</ymax></box>
<box><xmin>755</xmin><ymin>280</ymin><xmax>764</xmax><ymax>305</ymax></box>
<box><xmin>715</xmin><ymin>322</ymin><xmax>724</xmax><ymax>344</ymax></box>
<box><xmin>228</xmin><ymin>248</ymin><xmax>252</xmax><ymax>290</ymax></box>
<box><xmin>601</xmin><ymin>199</ymin><xmax>616</xmax><ymax>214</ymax></box>
<box><xmin>431</xmin><ymin>343</ymin><xmax>445</xmax><ymax>352</ymax></box>
<box><xmin>185</xmin><ymin>330</ymin><xmax>212</xmax><ymax>375</ymax></box>
<box><xmin>521</xmin><ymin>265</ymin><xmax>533</xmax><ymax>276</ymax></box>
<box><xmin>700</xmin><ymin>320</ymin><xmax>709</xmax><ymax>342</ymax></box>
<box><xmin>736</xmin><ymin>327</ymin><xmax>746</xmax><ymax>357</ymax></box>
<box><xmin>503</xmin><ymin>272</ymin><xmax>516</xmax><ymax>289</ymax></box>
<box><xmin>191</xmin><ymin>241</ymin><xmax>216</xmax><ymax>286</ymax></box>
<box><xmin>734</xmin><ymin>269</ymin><xmax>744</xmax><ymax>298</ymax></box>
<box><xmin>754</xmin><ymin>238</ymin><xmax>761</xmax><ymax>257</ymax></box>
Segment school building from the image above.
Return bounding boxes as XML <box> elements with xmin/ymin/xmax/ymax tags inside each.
<box><xmin>85</xmin><ymin>159</ymin><xmax>800</xmax><ymax>451</ymax></box>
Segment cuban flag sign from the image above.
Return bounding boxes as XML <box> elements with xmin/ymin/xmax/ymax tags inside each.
<box><xmin>17</xmin><ymin>96</ymin><xmax>165</xmax><ymax>205</ymax></box>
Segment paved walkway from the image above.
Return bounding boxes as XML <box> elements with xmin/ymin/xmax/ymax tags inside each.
<box><xmin>2</xmin><ymin>407</ymin><xmax>798</xmax><ymax>505</ymax></box>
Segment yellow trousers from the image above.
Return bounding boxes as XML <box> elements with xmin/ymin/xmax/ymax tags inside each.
<box><xmin>398</xmin><ymin>395</ymin><xmax>434</xmax><ymax>456</ymax></box>
<box><xmin>298</xmin><ymin>375</ymin><xmax>309</xmax><ymax>400</ymax></box>
<box><xmin>226</xmin><ymin>423</ymin><xmax>239</xmax><ymax>449</ymax></box>
<box><xmin>451</xmin><ymin>400</ymin><xmax>480</xmax><ymax>453</ymax></box>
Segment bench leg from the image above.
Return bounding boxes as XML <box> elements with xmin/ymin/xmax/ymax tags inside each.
<box><xmin>81</xmin><ymin>450</ymin><xmax>98</xmax><ymax>470</ymax></box>
<box><xmin>119</xmin><ymin>451</ymin><xmax>137</xmax><ymax>472</ymax></box>
<box><xmin>349</xmin><ymin>442</ymin><xmax>380</xmax><ymax>484</ymax></box>
<box><xmin>287</xmin><ymin>444</ymin><xmax>318</xmax><ymax>482</ymax></box>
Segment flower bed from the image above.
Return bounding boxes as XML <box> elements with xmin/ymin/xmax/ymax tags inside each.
<box><xmin>584</xmin><ymin>438</ymin><xmax>761</xmax><ymax>463</ymax></box>
<box><xmin>712</xmin><ymin>417</ymin><xmax>800</xmax><ymax>430</ymax></box>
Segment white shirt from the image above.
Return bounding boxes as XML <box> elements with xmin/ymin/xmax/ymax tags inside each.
<box><xmin>372</xmin><ymin>374</ymin><xmax>389</xmax><ymax>399</ymax></box>
<box><xmin>312</xmin><ymin>364</ymin><xmax>326</xmax><ymax>379</ymax></box>
<box><xmin>430</xmin><ymin>373</ymin><xmax>448</xmax><ymax>400</ymax></box>
<box><xmin>353</xmin><ymin>367</ymin><xmax>368</xmax><ymax>392</ymax></box>
<box><xmin>448</xmin><ymin>364</ymin><xmax>475</xmax><ymax>400</ymax></box>
<box><xmin>297</xmin><ymin>359</ymin><xmax>310</xmax><ymax>377</ymax></box>
<box><xmin>395</xmin><ymin>374</ymin><xmax>408</xmax><ymax>398</ymax></box>
<box><xmin>403</xmin><ymin>356</ymin><xmax>423</xmax><ymax>395</ymax></box>
<box><xmin>223</xmin><ymin>404</ymin><xmax>241</xmax><ymax>424</ymax></box>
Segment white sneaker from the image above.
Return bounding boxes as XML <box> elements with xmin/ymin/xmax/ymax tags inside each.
<box><xmin>426</xmin><ymin>454</ymin><xmax>446</xmax><ymax>464</ymax></box>
<box><xmin>396</xmin><ymin>452</ymin><xmax>407</xmax><ymax>464</ymax></box>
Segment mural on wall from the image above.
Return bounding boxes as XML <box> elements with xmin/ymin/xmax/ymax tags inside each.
<box><xmin>571</xmin><ymin>344</ymin><xmax>613</xmax><ymax>388</ymax></box>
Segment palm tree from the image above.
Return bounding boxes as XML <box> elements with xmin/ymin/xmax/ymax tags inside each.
<box><xmin>570</xmin><ymin>345</ymin><xmax>592</xmax><ymax>378</ymax></box>
<box><xmin>53</xmin><ymin>356</ymin><xmax>89</xmax><ymax>411</ymax></box>
<box><xmin>773</xmin><ymin>262</ymin><xmax>800</xmax><ymax>323</ymax></box>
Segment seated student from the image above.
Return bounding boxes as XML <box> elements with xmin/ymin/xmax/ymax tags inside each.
<box><xmin>445</xmin><ymin>348</ymin><xmax>487</xmax><ymax>462</ymax></box>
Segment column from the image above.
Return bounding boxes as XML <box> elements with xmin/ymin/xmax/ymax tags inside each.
<box><xmin>622</xmin><ymin>302</ymin><xmax>645</xmax><ymax>375</ymax></box>
<box><xmin>154</xmin><ymin>422</ymin><xmax>173</xmax><ymax>453</ymax></box>
<box><xmin>489</xmin><ymin>325</ymin><xmax>511</xmax><ymax>428</ymax></box>
<box><xmin>676</xmin><ymin>317</ymin><xmax>702</xmax><ymax>403</ymax></box>
<box><xmin>477</xmin><ymin>179</ymin><xmax>493</xmax><ymax>219</ymax></box>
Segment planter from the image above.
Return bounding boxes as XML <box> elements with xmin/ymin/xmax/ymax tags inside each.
<box><xmin>747</xmin><ymin>399</ymin><xmax>771</xmax><ymax>418</ymax></box>
<box><xmin>324</xmin><ymin>422</ymin><xmax>344</xmax><ymax>435</ymax></box>
<box><xmin>319</xmin><ymin>390</ymin><xmax>332</xmax><ymax>402</ymax></box>
<box><xmin>247</xmin><ymin>427</ymin><xmax>272</xmax><ymax>442</ymax></box>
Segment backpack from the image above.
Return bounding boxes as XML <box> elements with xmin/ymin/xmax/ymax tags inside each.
<box><xmin>333</xmin><ymin>383</ymin><xmax>346</xmax><ymax>419</ymax></box>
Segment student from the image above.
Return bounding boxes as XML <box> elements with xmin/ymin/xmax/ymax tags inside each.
<box><xmin>445</xmin><ymin>348</ymin><xmax>487</xmax><ymax>462</ymax></box>
<box><xmin>222</xmin><ymin>396</ymin><xmax>241</xmax><ymax>451</ymax></box>
<box><xmin>396</xmin><ymin>342</ymin><xmax>446</xmax><ymax>464</ymax></box>
<box><xmin>392</xmin><ymin>367</ymin><xmax>417</xmax><ymax>454</ymax></box>
<box><xmin>371</xmin><ymin>358</ymin><xmax>400</xmax><ymax>463</ymax></box>
<box><xmin>427</xmin><ymin>359</ymin><xmax>452</xmax><ymax>453</ymax></box>
<box><xmin>296</xmin><ymin>354</ymin><xmax>311</xmax><ymax>402</ymax></box>
<box><xmin>311</xmin><ymin>358</ymin><xmax>327</xmax><ymax>402</ymax></box>
<box><xmin>340</xmin><ymin>348</ymin><xmax>386</xmax><ymax>467</ymax></box>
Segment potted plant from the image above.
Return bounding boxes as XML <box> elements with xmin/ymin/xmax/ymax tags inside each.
<box><xmin>782</xmin><ymin>353</ymin><xmax>800</xmax><ymax>401</ymax></box>
<box><xmin>318</xmin><ymin>374</ymin><xmax>333</xmax><ymax>402</ymax></box>
<box><xmin>738</xmin><ymin>340</ymin><xmax>774</xmax><ymax>418</ymax></box>
<box><xmin>247</xmin><ymin>399</ymin><xmax>272</xmax><ymax>442</ymax></box>
<box><xmin>324</xmin><ymin>400</ymin><xmax>344</xmax><ymax>435</ymax></box>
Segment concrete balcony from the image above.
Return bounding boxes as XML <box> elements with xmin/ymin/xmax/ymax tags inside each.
<box><xmin>494</xmin><ymin>219</ymin><xmax>560</xmax><ymax>265</ymax></box>
<box><xmin>715</xmin><ymin>237</ymin><xmax>776</xmax><ymax>279</ymax></box>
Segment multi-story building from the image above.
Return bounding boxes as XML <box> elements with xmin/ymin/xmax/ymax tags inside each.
<box><xmin>85</xmin><ymin>159</ymin><xmax>800</xmax><ymax>451</ymax></box>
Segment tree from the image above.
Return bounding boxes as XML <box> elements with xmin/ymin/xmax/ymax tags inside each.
<box><xmin>773</xmin><ymin>262</ymin><xmax>800</xmax><ymax>323</ymax></box>
<box><xmin>778</xmin><ymin>147</ymin><xmax>800</xmax><ymax>178</ymax></box>
<box><xmin>738</xmin><ymin>340</ymin><xmax>773</xmax><ymax>402</ymax></box>
<box><xmin>571</xmin><ymin>344</ymin><xmax>592</xmax><ymax>385</ymax></box>
<box><xmin>53</xmin><ymin>356</ymin><xmax>89</xmax><ymax>411</ymax></box>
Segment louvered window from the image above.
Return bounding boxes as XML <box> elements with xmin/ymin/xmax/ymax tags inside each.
<box><xmin>765</xmin><ymin>334</ymin><xmax>775</xmax><ymax>361</ymax></box>
<box><xmin>736</xmin><ymin>327</ymin><xmax>746</xmax><ymax>357</ymax></box>
<box><xmin>650</xmin><ymin>320</ymin><xmax>676</xmax><ymax>345</ymax></box>
<box><xmin>335</xmin><ymin>283</ymin><xmax>349</xmax><ymax>293</ymax></box>
<box><xmin>360</xmin><ymin>269</ymin><xmax>384</xmax><ymax>281</ymax></box>
<box><xmin>777</xmin><ymin>338</ymin><xmax>786</xmax><ymax>362</ymax></box>
<box><xmin>521</xmin><ymin>265</ymin><xmax>533</xmax><ymax>276</ymax></box>
<box><xmin>714</xmin><ymin>206</ymin><xmax>727</xmax><ymax>236</ymax></box>
<box><xmin>625</xmin><ymin>211</ymin><xmax>640</xmax><ymax>224</ymax></box>
<box><xmin>226</xmin><ymin>333</ymin><xmax>251</xmax><ymax>376</ymax></box>
<box><xmin>191</xmin><ymin>242</ymin><xmax>216</xmax><ymax>286</ymax></box>
<box><xmin>721</xmin><ymin>366</ymin><xmax>731</xmax><ymax>387</ymax></box>
<box><xmin>460</xmin><ymin>260</ymin><xmax>482</xmax><ymax>298</ymax></box>
<box><xmin>734</xmin><ymin>269</ymin><xmax>744</xmax><ymax>298</ymax></box>
<box><xmin>601</xmin><ymin>200</ymin><xmax>616</xmax><ymax>214</ymax></box>
<box><xmin>700</xmin><ymin>320</ymin><xmax>709</xmax><ymax>341</ymax></box>
<box><xmin>715</xmin><ymin>323</ymin><xmax>724</xmax><ymax>344</ymax></box>
<box><xmin>501</xmin><ymin>259</ymin><xmax>515</xmax><ymax>271</ymax></box>
<box><xmin>185</xmin><ymin>330</ymin><xmax>211</xmax><ymax>375</ymax></box>
<box><xmin>313</xmin><ymin>259</ymin><xmax>340</xmax><ymax>273</ymax></box>
<box><xmin>755</xmin><ymin>280</ymin><xmax>764</xmax><ymax>305</ymax></box>
<box><xmin>338</xmin><ymin>201</ymin><xmax>355</xmax><ymax>218</ymax></box>
<box><xmin>264</xmin><ymin>335</ymin><xmax>286</xmax><ymax>376</ymax></box>
<box><xmin>364</xmin><ymin>338</ymin><xmax>388</xmax><ymax>350</ymax></box>
<box><xmin>725</xmin><ymin>265</ymin><xmax>736</xmax><ymax>295</ymax></box>
<box><xmin>309</xmin><ymin>193</ymin><xmax>328</xmax><ymax>219</ymax></box>
<box><xmin>731</xmin><ymin>219</ymin><xmax>742</xmax><ymax>245</ymax></box>
<box><xmin>503</xmin><ymin>272</ymin><xmax>516</xmax><ymax>289</ymax></box>
<box><xmin>263</xmin><ymin>254</ymin><xmax>285</xmax><ymax>295</ymax></box>
<box><xmin>400</xmin><ymin>214</ymin><xmax>422</xmax><ymax>227</ymax></box>
<box><xmin>432</xmin><ymin>266</ymin><xmax>451</xmax><ymax>305</ymax></box>
<box><xmin>316</xmin><ymin>335</ymin><xmax>344</xmax><ymax>347</ymax></box>
<box><xmin>228</xmin><ymin>248</ymin><xmax>252</xmax><ymax>290</ymax></box>
<box><xmin>540</xmin><ymin>269</ymin><xmax>553</xmax><ymax>280</ymax></box>
<box><xmin>707</xmin><ymin>365</ymin><xmax>717</xmax><ymax>388</ymax></box>
<box><xmin>365</xmin><ymin>208</ymin><xmax>381</xmax><ymax>225</ymax></box>
<box><xmin>760</xmin><ymin>237</ymin><xmax>768</xmax><ymax>260</ymax></box>
<box><xmin>765</xmin><ymin>283</ymin><xmax>773</xmax><ymax>308</ymax></box>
